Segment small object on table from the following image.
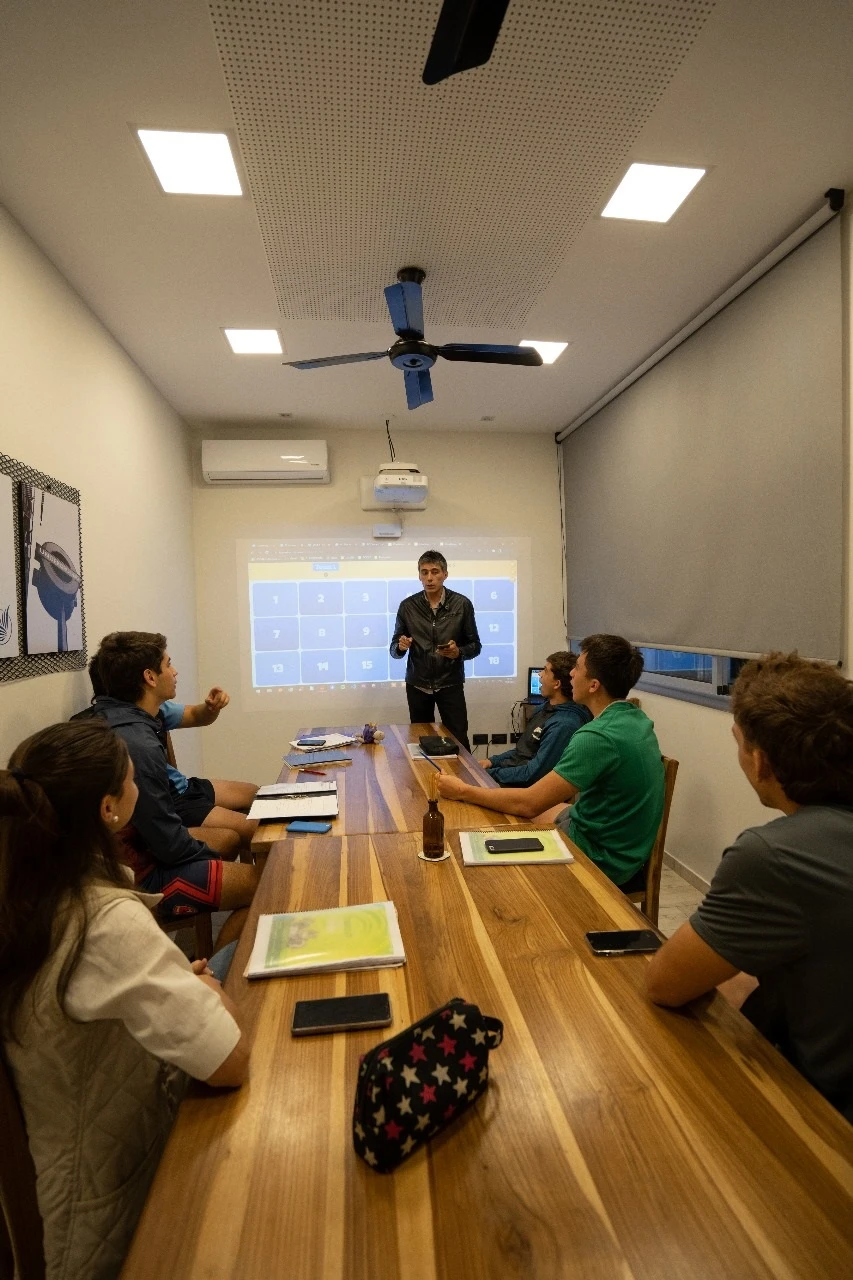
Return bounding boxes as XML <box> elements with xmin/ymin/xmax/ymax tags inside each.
<box><xmin>421</xmin><ymin>772</ymin><xmax>446</xmax><ymax>860</ymax></box>
<box><xmin>359</xmin><ymin>722</ymin><xmax>385</xmax><ymax>744</ymax></box>
<box><xmin>298</xmin><ymin>768</ymin><xmax>327</xmax><ymax>777</ymax></box>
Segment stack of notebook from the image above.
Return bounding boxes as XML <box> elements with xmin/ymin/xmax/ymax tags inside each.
<box><xmin>247</xmin><ymin>780</ymin><xmax>339</xmax><ymax>822</ymax></box>
<box><xmin>245</xmin><ymin>901</ymin><xmax>406</xmax><ymax>979</ymax></box>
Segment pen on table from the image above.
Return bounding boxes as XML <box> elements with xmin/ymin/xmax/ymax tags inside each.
<box><xmin>421</xmin><ymin>754</ymin><xmax>442</xmax><ymax>772</ymax></box>
<box><xmin>299</xmin><ymin>768</ymin><xmax>327</xmax><ymax>776</ymax></box>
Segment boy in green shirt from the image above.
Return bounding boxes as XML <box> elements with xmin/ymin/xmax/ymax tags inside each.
<box><xmin>438</xmin><ymin>634</ymin><xmax>665</xmax><ymax>885</ymax></box>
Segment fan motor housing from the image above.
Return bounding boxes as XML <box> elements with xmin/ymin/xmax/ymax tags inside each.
<box><xmin>389</xmin><ymin>339</ymin><xmax>438</xmax><ymax>370</ymax></box>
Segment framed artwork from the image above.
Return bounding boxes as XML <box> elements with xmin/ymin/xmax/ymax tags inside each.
<box><xmin>0</xmin><ymin>472</ymin><xmax>21</xmax><ymax>658</ymax></box>
<box><xmin>20</xmin><ymin>482</ymin><xmax>84</xmax><ymax>654</ymax></box>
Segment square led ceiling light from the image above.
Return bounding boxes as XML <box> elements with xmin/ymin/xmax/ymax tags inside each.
<box><xmin>224</xmin><ymin>329</ymin><xmax>283</xmax><ymax>354</ymax></box>
<box><xmin>601</xmin><ymin>163</ymin><xmax>705</xmax><ymax>222</ymax></box>
<box><xmin>138</xmin><ymin>129</ymin><xmax>242</xmax><ymax>195</ymax></box>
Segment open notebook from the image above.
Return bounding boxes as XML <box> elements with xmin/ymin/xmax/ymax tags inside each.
<box><xmin>248</xmin><ymin>781</ymin><xmax>338</xmax><ymax>821</ymax></box>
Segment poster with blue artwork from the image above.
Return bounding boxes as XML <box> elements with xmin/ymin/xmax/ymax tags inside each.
<box><xmin>0</xmin><ymin>473</ymin><xmax>20</xmax><ymax>659</ymax></box>
<box><xmin>20</xmin><ymin>483</ymin><xmax>83</xmax><ymax>654</ymax></box>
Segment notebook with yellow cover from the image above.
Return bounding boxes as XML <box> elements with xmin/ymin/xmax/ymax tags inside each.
<box><xmin>245</xmin><ymin>900</ymin><xmax>405</xmax><ymax>979</ymax></box>
<box><xmin>459</xmin><ymin>828</ymin><xmax>573</xmax><ymax>866</ymax></box>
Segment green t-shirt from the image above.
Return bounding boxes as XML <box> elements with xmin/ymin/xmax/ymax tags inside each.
<box><xmin>553</xmin><ymin>701</ymin><xmax>664</xmax><ymax>885</ymax></box>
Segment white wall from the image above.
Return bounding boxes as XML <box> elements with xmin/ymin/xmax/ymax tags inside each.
<box><xmin>0</xmin><ymin>206</ymin><xmax>201</xmax><ymax>770</ymax></box>
<box><xmin>190</xmin><ymin>425</ymin><xmax>565</xmax><ymax>786</ymax></box>
<box><xmin>627</xmin><ymin>206</ymin><xmax>853</xmax><ymax>887</ymax></box>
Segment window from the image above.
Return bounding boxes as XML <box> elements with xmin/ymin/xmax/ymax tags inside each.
<box><xmin>569</xmin><ymin>641</ymin><xmax>744</xmax><ymax>704</ymax></box>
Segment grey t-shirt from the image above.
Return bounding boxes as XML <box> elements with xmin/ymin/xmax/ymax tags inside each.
<box><xmin>691</xmin><ymin>806</ymin><xmax>853</xmax><ymax>1123</ymax></box>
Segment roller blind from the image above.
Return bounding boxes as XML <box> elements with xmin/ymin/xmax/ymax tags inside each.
<box><xmin>562</xmin><ymin>218</ymin><xmax>843</xmax><ymax>661</ymax></box>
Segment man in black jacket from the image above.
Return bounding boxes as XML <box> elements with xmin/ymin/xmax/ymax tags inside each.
<box><xmin>390</xmin><ymin>550</ymin><xmax>481</xmax><ymax>752</ymax></box>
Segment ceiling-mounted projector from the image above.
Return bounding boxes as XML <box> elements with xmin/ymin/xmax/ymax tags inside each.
<box><xmin>360</xmin><ymin>462</ymin><xmax>428</xmax><ymax>510</ymax></box>
<box><xmin>374</xmin><ymin>463</ymin><xmax>428</xmax><ymax>504</ymax></box>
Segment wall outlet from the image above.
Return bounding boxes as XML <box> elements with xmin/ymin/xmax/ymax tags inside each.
<box><xmin>490</xmin><ymin>733</ymin><xmax>508</xmax><ymax>745</ymax></box>
<box><xmin>472</xmin><ymin>733</ymin><xmax>489</xmax><ymax>746</ymax></box>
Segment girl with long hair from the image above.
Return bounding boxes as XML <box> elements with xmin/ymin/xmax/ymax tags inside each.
<box><xmin>0</xmin><ymin>720</ymin><xmax>247</xmax><ymax>1279</ymax></box>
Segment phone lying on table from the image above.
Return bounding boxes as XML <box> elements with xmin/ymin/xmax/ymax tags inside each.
<box><xmin>291</xmin><ymin>993</ymin><xmax>392</xmax><ymax>1036</ymax></box>
<box><xmin>484</xmin><ymin>836</ymin><xmax>544</xmax><ymax>854</ymax></box>
<box><xmin>585</xmin><ymin>929</ymin><xmax>662</xmax><ymax>955</ymax></box>
<box><xmin>286</xmin><ymin>820</ymin><xmax>332</xmax><ymax>834</ymax></box>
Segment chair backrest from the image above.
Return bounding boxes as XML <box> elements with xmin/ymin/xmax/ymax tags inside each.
<box><xmin>642</xmin><ymin>756</ymin><xmax>679</xmax><ymax>926</ymax></box>
<box><xmin>0</xmin><ymin>1050</ymin><xmax>45</xmax><ymax>1280</ymax></box>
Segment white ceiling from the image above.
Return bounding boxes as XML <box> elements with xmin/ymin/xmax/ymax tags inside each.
<box><xmin>1</xmin><ymin>0</ymin><xmax>851</xmax><ymax>435</ymax></box>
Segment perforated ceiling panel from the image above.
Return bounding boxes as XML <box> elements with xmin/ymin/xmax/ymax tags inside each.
<box><xmin>208</xmin><ymin>0</ymin><xmax>716</xmax><ymax>328</ymax></box>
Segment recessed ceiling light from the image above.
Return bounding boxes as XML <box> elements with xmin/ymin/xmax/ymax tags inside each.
<box><xmin>520</xmin><ymin>340</ymin><xmax>568</xmax><ymax>364</ymax></box>
<box><xmin>224</xmin><ymin>329</ymin><xmax>282</xmax><ymax>354</ymax></box>
<box><xmin>137</xmin><ymin>129</ymin><xmax>242</xmax><ymax>195</ymax></box>
<box><xmin>601</xmin><ymin>163</ymin><xmax>705</xmax><ymax>222</ymax></box>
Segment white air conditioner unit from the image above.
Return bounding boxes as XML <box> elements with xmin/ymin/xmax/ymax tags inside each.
<box><xmin>359</xmin><ymin>462</ymin><xmax>428</xmax><ymax>510</ymax></box>
<box><xmin>201</xmin><ymin>439</ymin><xmax>329</xmax><ymax>485</ymax></box>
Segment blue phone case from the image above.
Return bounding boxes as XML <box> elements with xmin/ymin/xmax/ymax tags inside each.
<box><xmin>287</xmin><ymin>820</ymin><xmax>332</xmax><ymax>833</ymax></box>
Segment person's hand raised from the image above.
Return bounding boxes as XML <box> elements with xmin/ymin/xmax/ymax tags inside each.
<box><xmin>204</xmin><ymin>686</ymin><xmax>230</xmax><ymax>716</ymax></box>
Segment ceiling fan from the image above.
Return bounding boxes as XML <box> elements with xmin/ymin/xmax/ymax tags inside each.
<box><xmin>282</xmin><ymin>267</ymin><xmax>543</xmax><ymax>410</ymax></box>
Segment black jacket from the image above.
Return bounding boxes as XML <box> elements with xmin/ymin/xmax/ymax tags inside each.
<box><xmin>390</xmin><ymin>588</ymin><xmax>482</xmax><ymax>691</ymax></box>
<box><xmin>72</xmin><ymin>696</ymin><xmax>214</xmax><ymax>868</ymax></box>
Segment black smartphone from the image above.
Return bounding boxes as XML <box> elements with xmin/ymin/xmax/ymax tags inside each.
<box><xmin>585</xmin><ymin>929</ymin><xmax>662</xmax><ymax>955</ymax></box>
<box><xmin>291</xmin><ymin>993</ymin><xmax>392</xmax><ymax>1036</ymax></box>
<box><xmin>484</xmin><ymin>836</ymin><xmax>545</xmax><ymax>854</ymax></box>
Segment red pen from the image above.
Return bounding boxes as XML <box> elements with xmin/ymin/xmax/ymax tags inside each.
<box><xmin>299</xmin><ymin>768</ymin><xmax>327</xmax><ymax>776</ymax></box>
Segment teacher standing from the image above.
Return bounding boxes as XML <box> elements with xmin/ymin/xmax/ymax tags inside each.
<box><xmin>390</xmin><ymin>550</ymin><xmax>482</xmax><ymax>753</ymax></box>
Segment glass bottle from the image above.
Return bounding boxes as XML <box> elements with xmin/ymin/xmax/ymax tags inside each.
<box><xmin>422</xmin><ymin>798</ymin><xmax>445</xmax><ymax>859</ymax></box>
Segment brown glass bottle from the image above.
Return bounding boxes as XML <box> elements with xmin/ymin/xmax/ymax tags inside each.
<box><xmin>422</xmin><ymin>798</ymin><xmax>445</xmax><ymax>859</ymax></box>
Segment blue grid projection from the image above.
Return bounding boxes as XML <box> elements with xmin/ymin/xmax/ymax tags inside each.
<box><xmin>250</xmin><ymin>576</ymin><xmax>516</xmax><ymax>688</ymax></box>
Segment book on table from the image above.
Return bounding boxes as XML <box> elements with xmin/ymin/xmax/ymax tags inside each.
<box><xmin>288</xmin><ymin>732</ymin><xmax>356</xmax><ymax>750</ymax></box>
<box><xmin>245</xmin><ymin>901</ymin><xmax>406</xmax><ymax>979</ymax></box>
<box><xmin>281</xmin><ymin>749</ymin><xmax>352</xmax><ymax>767</ymax></box>
<box><xmin>248</xmin><ymin>781</ymin><xmax>339</xmax><ymax>821</ymax></box>
<box><xmin>459</xmin><ymin>828</ymin><xmax>573</xmax><ymax>866</ymax></box>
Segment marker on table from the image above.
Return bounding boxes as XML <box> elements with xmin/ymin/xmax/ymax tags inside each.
<box><xmin>298</xmin><ymin>768</ymin><xmax>327</xmax><ymax>777</ymax></box>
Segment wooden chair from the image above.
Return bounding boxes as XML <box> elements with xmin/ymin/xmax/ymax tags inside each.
<box><xmin>0</xmin><ymin>1051</ymin><xmax>45</xmax><ymax>1280</ymax></box>
<box><xmin>622</xmin><ymin>756</ymin><xmax>679</xmax><ymax>927</ymax></box>
<box><xmin>160</xmin><ymin>910</ymin><xmax>214</xmax><ymax>960</ymax></box>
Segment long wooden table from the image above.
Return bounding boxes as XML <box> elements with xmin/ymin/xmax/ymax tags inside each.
<box><xmin>252</xmin><ymin>722</ymin><xmax>529</xmax><ymax>849</ymax></box>
<box><xmin>124</xmin><ymin>830</ymin><xmax>853</xmax><ymax>1279</ymax></box>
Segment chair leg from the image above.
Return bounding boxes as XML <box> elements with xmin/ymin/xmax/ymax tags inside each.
<box><xmin>194</xmin><ymin>913</ymin><xmax>214</xmax><ymax>959</ymax></box>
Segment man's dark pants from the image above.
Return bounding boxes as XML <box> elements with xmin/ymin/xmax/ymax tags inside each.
<box><xmin>406</xmin><ymin>683</ymin><xmax>470</xmax><ymax>753</ymax></box>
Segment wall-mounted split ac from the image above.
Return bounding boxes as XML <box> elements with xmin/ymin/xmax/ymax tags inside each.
<box><xmin>201</xmin><ymin>439</ymin><xmax>329</xmax><ymax>485</ymax></box>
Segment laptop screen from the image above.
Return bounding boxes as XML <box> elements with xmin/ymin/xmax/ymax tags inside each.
<box><xmin>527</xmin><ymin>667</ymin><xmax>544</xmax><ymax>700</ymax></box>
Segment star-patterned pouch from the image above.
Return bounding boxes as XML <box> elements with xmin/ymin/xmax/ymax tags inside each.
<box><xmin>352</xmin><ymin>996</ymin><xmax>503</xmax><ymax>1172</ymax></box>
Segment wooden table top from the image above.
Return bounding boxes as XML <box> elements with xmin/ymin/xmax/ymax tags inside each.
<box><xmin>252</xmin><ymin>722</ymin><xmax>530</xmax><ymax>848</ymax></box>
<box><xmin>124</xmin><ymin>831</ymin><xmax>853</xmax><ymax>1280</ymax></box>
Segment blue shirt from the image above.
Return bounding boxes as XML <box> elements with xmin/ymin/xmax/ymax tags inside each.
<box><xmin>159</xmin><ymin>700</ymin><xmax>188</xmax><ymax>794</ymax></box>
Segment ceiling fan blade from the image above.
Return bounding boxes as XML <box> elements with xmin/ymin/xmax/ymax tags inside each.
<box><xmin>384</xmin><ymin>281</ymin><xmax>424</xmax><ymax>338</ymax></box>
<box><xmin>422</xmin><ymin>0</ymin><xmax>511</xmax><ymax>86</ymax></box>
<box><xmin>283</xmin><ymin>351</ymin><xmax>387</xmax><ymax>370</ymax></box>
<box><xmin>403</xmin><ymin>368</ymin><xmax>434</xmax><ymax>410</ymax></box>
<box><xmin>438</xmin><ymin>343</ymin><xmax>543</xmax><ymax>366</ymax></box>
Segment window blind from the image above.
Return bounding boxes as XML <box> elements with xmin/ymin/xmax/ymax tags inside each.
<box><xmin>561</xmin><ymin>218</ymin><xmax>843</xmax><ymax>661</ymax></box>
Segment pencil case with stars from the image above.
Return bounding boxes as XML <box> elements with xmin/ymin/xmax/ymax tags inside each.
<box><xmin>352</xmin><ymin>996</ymin><xmax>503</xmax><ymax>1173</ymax></box>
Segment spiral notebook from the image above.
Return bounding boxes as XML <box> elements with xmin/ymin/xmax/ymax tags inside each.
<box><xmin>459</xmin><ymin>829</ymin><xmax>573</xmax><ymax>866</ymax></box>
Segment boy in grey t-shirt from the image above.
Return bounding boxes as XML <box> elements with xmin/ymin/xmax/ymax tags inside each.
<box><xmin>647</xmin><ymin>653</ymin><xmax>853</xmax><ymax>1124</ymax></box>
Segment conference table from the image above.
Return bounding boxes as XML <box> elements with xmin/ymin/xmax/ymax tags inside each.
<box><xmin>124</xmin><ymin>728</ymin><xmax>853</xmax><ymax>1280</ymax></box>
<box><xmin>251</xmin><ymin>722</ymin><xmax>530</xmax><ymax>851</ymax></box>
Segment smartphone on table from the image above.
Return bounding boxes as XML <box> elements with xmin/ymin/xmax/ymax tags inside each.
<box><xmin>585</xmin><ymin>929</ymin><xmax>662</xmax><ymax>955</ymax></box>
<box><xmin>485</xmin><ymin>837</ymin><xmax>544</xmax><ymax>854</ymax></box>
<box><xmin>291</xmin><ymin>993</ymin><xmax>392</xmax><ymax>1036</ymax></box>
<box><xmin>286</xmin><ymin>820</ymin><xmax>332</xmax><ymax>834</ymax></box>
